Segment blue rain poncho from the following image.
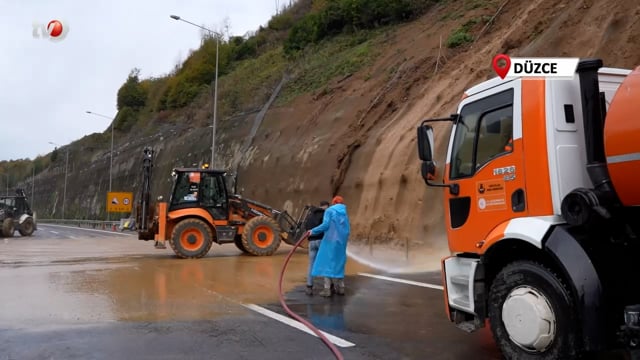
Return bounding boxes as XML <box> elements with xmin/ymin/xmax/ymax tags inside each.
<box><xmin>310</xmin><ymin>203</ymin><xmax>350</xmax><ymax>279</ymax></box>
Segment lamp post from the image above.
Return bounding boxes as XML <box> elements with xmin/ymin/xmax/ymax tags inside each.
<box><xmin>170</xmin><ymin>14</ymin><xmax>220</xmax><ymax>167</ymax></box>
<box><xmin>31</xmin><ymin>165</ymin><xmax>35</xmax><ymax>211</ymax></box>
<box><xmin>49</xmin><ymin>142</ymin><xmax>69</xmax><ymax>219</ymax></box>
<box><xmin>86</xmin><ymin>111</ymin><xmax>115</xmax><ymax>220</ymax></box>
<box><xmin>4</xmin><ymin>173</ymin><xmax>8</xmax><ymax>196</ymax></box>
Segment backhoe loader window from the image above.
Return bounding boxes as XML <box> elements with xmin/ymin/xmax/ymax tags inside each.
<box><xmin>200</xmin><ymin>174</ymin><xmax>226</xmax><ymax>208</ymax></box>
<box><xmin>172</xmin><ymin>172</ymin><xmax>199</xmax><ymax>204</ymax></box>
<box><xmin>450</xmin><ymin>89</ymin><xmax>514</xmax><ymax>179</ymax></box>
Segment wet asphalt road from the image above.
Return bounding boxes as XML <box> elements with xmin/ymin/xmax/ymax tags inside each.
<box><xmin>0</xmin><ymin>224</ymin><xmax>502</xmax><ymax>360</ymax></box>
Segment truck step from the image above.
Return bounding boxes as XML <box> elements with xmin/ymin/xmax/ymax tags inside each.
<box><xmin>451</xmin><ymin>296</ymin><xmax>471</xmax><ymax>310</ymax></box>
<box><xmin>450</xmin><ymin>274</ymin><xmax>469</xmax><ymax>286</ymax></box>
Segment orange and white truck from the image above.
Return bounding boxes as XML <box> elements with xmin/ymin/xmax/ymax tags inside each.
<box><xmin>416</xmin><ymin>58</ymin><xmax>640</xmax><ymax>359</ymax></box>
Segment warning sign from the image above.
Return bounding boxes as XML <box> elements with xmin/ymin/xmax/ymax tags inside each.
<box><xmin>476</xmin><ymin>180</ymin><xmax>507</xmax><ymax>212</ymax></box>
<box><xmin>107</xmin><ymin>192</ymin><xmax>133</xmax><ymax>213</ymax></box>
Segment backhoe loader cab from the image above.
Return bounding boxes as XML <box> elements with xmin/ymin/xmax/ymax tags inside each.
<box><xmin>0</xmin><ymin>189</ymin><xmax>37</xmax><ymax>238</ymax></box>
<box><xmin>135</xmin><ymin>147</ymin><xmax>306</xmax><ymax>259</ymax></box>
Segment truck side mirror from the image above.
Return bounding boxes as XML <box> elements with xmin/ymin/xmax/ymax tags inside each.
<box><xmin>421</xmin><ymin>161</ymin><xmax>437</xmax><ymax>182</ymax></box>
<box><xmin>417</xmin><ymin>125</ymin><xmax>435</xmax><ymax>162</ymax></box>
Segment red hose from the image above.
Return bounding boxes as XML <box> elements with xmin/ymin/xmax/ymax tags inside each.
<box><xmin>278</xmin><ymin>233</ymin><xmax>345</xmax><ymax>360</ymax></box>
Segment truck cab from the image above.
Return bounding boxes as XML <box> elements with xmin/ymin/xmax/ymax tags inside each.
<box><xmin>417</xmin><ymin>59</ymin><xmax>640</xmax><ymax>358</ymax></box>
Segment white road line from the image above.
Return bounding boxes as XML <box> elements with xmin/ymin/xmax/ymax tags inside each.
<box><xmin>358</xmin><ymin>273</ymin><xmax>444</xmax><ymax>291</ymax></box>
<box><xmin>49</xmin><ymin>230</ymin><xmax>59</xmax><ymax>235</ymax></box>
<box><xmin>243</xmin><ymin>304</ymin><xmax>355</xmax><ymax>348</ymax></box>
<box><xmin>38</xmin><ymin>223</ymin><xmax>136</xmax><ymax>236</ymax></box>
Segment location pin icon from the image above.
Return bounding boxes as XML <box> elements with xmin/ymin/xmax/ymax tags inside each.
<box><xmin>492</xmin><ymin>54</ymin><xmax>511</xmax><ymax>79</ymax></box>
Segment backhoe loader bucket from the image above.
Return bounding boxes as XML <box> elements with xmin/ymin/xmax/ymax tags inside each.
<box><xmin>274</xmin><ymin>205</ymin><xmax>312</xmax><ymax>246</ymax></box>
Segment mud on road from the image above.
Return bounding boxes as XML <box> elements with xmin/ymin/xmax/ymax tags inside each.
<box><xmin>0</xmin><ymin>224</ymin><xmax>501</xmax><ymax>359</ymax></box>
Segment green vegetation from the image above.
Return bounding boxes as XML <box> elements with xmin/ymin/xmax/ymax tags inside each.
<box><xmin>446</xmin><ymin>17</ymin><xmax>487</xmax><ymax>48</ymax></box>
<box><xmin>284</xmin><ymin>0</ymin><xmax>433</xmax><ymax>55</ymax></box>
<box><xmin>280</xmin><ymin>31</ymin><xmax>378</xmax><ymax>103</ymax></box>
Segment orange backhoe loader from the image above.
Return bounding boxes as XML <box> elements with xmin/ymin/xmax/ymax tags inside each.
<box><xmin>135</xmin><ymin>147</ymin><xmax>310</xmax><ymax>259</ymax></box>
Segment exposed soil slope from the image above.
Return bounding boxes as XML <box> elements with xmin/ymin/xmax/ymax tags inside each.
<box><xmin>237</xmin><ymin>0</ymin><xmax>640</xmax><ymax>270</ymax></box>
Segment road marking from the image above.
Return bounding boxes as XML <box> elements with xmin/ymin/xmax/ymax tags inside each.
<box><xmin>49</xmin><ymin>230</ymin><xmax>59</xmax><ymax>235</ymax></box>
<box><xmin>358</xmin><ymin>272</ymin><xmax>444</xmax><ymax>291</ymax></box>
<box><xmin>244</xmin><ymin>304</ymin><xmax>355</xmax><ymax>348</ymax></box>
<box><xmin>38</xmin><ymin>224</ymin><xmax>136</xmax><ymax>236</ymax></box>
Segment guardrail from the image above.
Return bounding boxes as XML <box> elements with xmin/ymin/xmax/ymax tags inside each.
<box><xmin>37</xmin><ymin>218</ymin><xmax>136</xmax><ymax>232</ymax></box>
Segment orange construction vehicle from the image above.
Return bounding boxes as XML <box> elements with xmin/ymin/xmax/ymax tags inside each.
<box><xmin>417</xmin><ymin>58</ymin><xmax>640</xmax><ymax>358</ymax></box>
<box><xmin>135</xmin><ymin>147</ymin><xmax>310</xmax><ymax>258</ymax></box>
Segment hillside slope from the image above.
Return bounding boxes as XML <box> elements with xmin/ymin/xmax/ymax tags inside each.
<box><xmin>20</xmin><ymin>0</ymin><xmax>640</xmax><ymax>271</ymax></box>
<box><xmin>236</xmin><ymin>0</ymin><xmax>640</xmax><ymax>270</ymax></box>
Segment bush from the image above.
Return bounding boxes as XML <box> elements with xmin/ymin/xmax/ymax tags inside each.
<box><xmin>446</xmin><ymin>19</ymin><xmax>480</xmax><ymax>48</ymax></box>
<box><xmin>284</xmin><ymin>0</ymin><xmax>432</xmax><ymax>55</ymax></box>
<box><xmin>446</xmin><ymin>30</ymin><xmax>473</xmax><ymax>47</ymax></box>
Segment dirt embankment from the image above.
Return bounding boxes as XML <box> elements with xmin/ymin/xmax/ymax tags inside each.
<box><xmin>238</xmin><ymin>0</ymin><xmax>640</xmax><ymax>271</ymax></box>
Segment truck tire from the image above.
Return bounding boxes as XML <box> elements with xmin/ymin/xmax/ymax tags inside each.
<box><xmin>488</xmin><ymin>261</ymin><xmax>581</xmax><ymax>360</ymax></box>
<box><xmin>2</xmin><ymin>218</ymin><xmax>14</xmax><ymax>238</ymax></box>
<box><xmin>241</xmin><ymin>216</ymin><xmax>281</xmax><ymax>256</ymax></box>
<box><xmin>234</xmin><ymin>235</ymin><xmax>249</xmax><ymax>254</ymax></box>
<box><xmin>19</xmin><ymin>218</ymin><xmax>35</xmax><ymax>236</ymax></box>
<box><xmin>169</xmin><ymin>218</ymin><xmax>213</xmax><ymax>259</ymax></box>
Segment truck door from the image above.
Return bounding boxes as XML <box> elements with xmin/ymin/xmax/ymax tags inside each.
<box><xmin>445</xmin><ymin>84</ymin><xmax>527</xmax><ymax>253</ymax></box>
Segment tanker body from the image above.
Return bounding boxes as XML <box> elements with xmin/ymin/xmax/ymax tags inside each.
<box><xmin>416</xmin><ymin>58</ymin><xmax>640</xmax><ymax>359</ymax></box>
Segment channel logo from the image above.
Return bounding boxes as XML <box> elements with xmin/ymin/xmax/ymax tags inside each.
<box><xmin>492</xmin><ymin>54</ymin><xmax>579</xmax><ymax>79</ymax></box>
<box><xmin>33</xmin><ymin>19</ymin><xmax>70</xmax><ymax>42</ymax></box>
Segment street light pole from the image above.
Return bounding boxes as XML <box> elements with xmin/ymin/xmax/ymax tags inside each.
<box><xmin>170</xmin><ymin>14</ymin><xmax>220</xmax><ymax>167</ymax></box>
<box><xmin>4</xmin><ymin>174</ymin><xmax>8</xmax><ymax>196</ymax></box>
<box><xmin>31</xmin><ymin>165</ymin><xmax>35</xmax><ymax>211</ymax></box>
<box><xmin>86</xmin><ymin>110</ymin><xmax>115</xmax><ymax>220</ymax></box>
<box><xmin>63</xmin><ymin>149</ymin><xmax>68</xmax><ymax>218</ymax></box>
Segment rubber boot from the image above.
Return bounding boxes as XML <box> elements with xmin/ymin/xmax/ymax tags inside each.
<box><xmin>334</xmin><ymin>278</ymin><xmax>345</xmax><ymax>296</ymax></box>
<box><xmin>319</xmin><ymin>278</ymin><xmax>332</xmax><ymax>297</ymax></box>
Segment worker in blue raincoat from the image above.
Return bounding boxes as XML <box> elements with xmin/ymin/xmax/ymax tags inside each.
<box><xmin>306</xmin><ymin>195</ymin><xmax>350</xmax><ymax>297</ymax></box>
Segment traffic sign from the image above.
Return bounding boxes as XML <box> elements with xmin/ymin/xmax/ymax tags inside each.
<box><xmin>107</xmin><ymin>192</ymin><xmax>133</xmax><ymax>213</ymax></box>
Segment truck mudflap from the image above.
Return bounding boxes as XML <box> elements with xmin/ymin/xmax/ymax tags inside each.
<box><xmin>544</xmin><ymin>225</ymin><xmax>606</xmax><ymax>352</ymax></box>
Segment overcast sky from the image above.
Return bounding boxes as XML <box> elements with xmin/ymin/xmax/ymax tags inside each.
<box><xmin>0</xmin><ymin>0</ymin><xmax>281</xmax><ymax>161</ymax></box>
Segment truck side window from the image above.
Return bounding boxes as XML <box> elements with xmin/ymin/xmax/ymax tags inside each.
<box><xmin>476</xmin><ymin>108</ymin><xmax>513</xmax><ymax>170</ymax></box>
<box><xmin>450</xmin><ymin>89</ymin><xmax>514</xmax><ymax>180</ymax></box>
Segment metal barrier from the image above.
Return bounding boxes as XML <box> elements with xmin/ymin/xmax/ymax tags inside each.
<box><xmin>37</xmin><ymin>218</ymin><xmax>134</xmax><ymax>232</ymax></box>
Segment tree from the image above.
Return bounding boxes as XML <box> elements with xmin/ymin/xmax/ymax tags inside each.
<box><xmin>116</xmin><ymin>68</ymin><xmax>147</xmax><ymax>110</ymax></box>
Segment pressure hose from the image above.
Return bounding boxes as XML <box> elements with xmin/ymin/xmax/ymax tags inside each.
<box><xmin>278</xmin><ymin>233</ymin><xmax>345</xmax><ymax>360</ymax></box>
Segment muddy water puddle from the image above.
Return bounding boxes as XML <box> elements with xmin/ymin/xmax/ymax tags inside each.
<box><xmin>0</xmin><ymin>247</ymin><xmax>375</xmax><ymax>327</ymax></box>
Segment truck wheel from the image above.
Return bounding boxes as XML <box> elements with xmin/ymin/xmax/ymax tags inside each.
<box><xmin>488</xmin><ymin>261</ymin><xmax>581</xmax><ymax>360</ymax></box>
<box><xmin>234</xmin><ymin>235</ymin><xmax>249</xmax><ymax>254</ymax></box>
<box><xmin>241</xmin><ymin>216</ymin><xmax>281</xmax><ymax>256</ymax></box>
<box><xmin>169</xmin><ymin>218</ymin><xmax>213</xmax><ymax>259</ymax></box>
<box><xmin>19</xmin><ymin>218</ymin><xmax>35</xmax><ymax>236</ymax></box>
<box><xmin>2</xmin><ymin>218</ymin><xmax>14</xmax><ymax>238</ymax></box>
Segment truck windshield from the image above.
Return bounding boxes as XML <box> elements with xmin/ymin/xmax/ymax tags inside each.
<box><xmin>450</xmin><ymin>89</ymin><xmax>514</xmax><ymax>179</ymax></box>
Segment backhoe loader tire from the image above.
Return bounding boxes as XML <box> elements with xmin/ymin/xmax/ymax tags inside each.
<box><xmin>242</xmin><ymin>216</ymin><xmax>281</xmax><ymax>256</ymax></box>
<box><xmin>169</xmin><ymin>218</ymin><xmax>213</xmax><ymax>259</ymax></box>
<box><xmin>2</xmin><ymin>218</ymin><xmax>14</xmax><ymax>238</ymax></box>
<box><xmin>234</xmin><ymin>235</ymin><xmax>249</xmax><ymax>254</ymax></box>
<box><xmin>19</xmin><ymin>218</ymin><xmax>35</xmax><ymax>236</ymax></box>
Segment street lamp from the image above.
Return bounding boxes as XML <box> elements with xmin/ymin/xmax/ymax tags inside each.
<box><xmin>170</xmin><ymin>14</ymin><xmax>220</xmax><ymax>167</ymax></box>
<box><xmin>49</xmin><ymin>142</ymin><xmax>69</xmax><ymax>219</ymax></box>
<box><xmin>3</xmin><ymin>173</ymin><xmax>8</xmax><ymax>196</ymax></box>
<box><xmin>86</xmin><ymin>111</ymin><xmax>114</xmax><ymax>193</ymax></box>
